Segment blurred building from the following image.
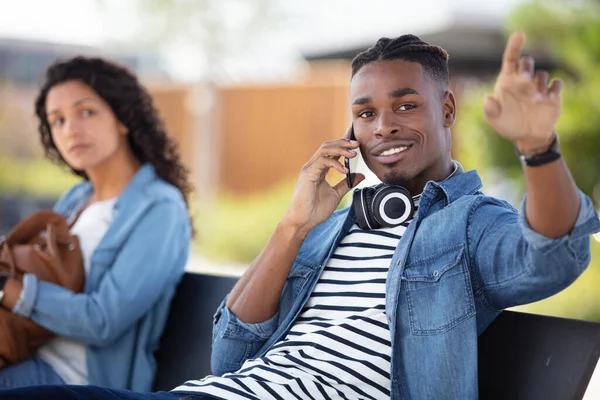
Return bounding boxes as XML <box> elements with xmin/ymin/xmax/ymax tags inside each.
<box><xmin>303</xmin><ymin>22</ymin><xmax>558</xmax><ymax>82</ymax></box>
<box><xmin>168</xmin><ymin>20</ymin><xmax>559</xmax><ymax>198</ymax></box>
<box><xmin>0</xmin><ymin>37</ymin><xmax>168</xmax><ymax>85</ymax></box>
<box><xmin>0</xmin><ymin>20</ymin><xmax>560</xmax><ymax>200</ymax></box>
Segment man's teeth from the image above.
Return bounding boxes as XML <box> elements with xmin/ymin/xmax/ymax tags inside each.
<box><xmin>380</xmin><ymin>146</ymin><xmax>408</xmax><ymax>156</ymax></box>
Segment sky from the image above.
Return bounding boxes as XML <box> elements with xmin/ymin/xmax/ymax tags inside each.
<box><xmin>0</xmin><ymin>0</ymin><xmax>525</xmax><ymax>81</ymax></box>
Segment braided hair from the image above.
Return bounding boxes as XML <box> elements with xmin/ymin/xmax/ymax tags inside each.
<box><xmin>351</xmin><ymin>34</ymin><xmax>449</xmax><ymax>88</ymax></box>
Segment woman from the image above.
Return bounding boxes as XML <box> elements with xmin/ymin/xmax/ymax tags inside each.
<box><xmin>0</xmin><ymin>56</ymin><xmax>193</xmax><ymax>392</ymax></box>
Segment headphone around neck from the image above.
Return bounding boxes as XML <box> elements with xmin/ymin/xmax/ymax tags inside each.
<box><xmin>352</xmin><ymin>184</ymin><xmax>416</xmax><ymax>230</ymax></box>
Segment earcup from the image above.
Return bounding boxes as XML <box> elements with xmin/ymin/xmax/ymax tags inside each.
<box><xmin>352</xmin><ymin>184</ymin><xmax>415</xmax><ymax>230</ymax></box>
<box><xmin>371</xmin><ymin>185</ymin><xmax>414</xmax><ymax>228</ymax></box>
<box><xmin>353</xmin><ymin>187</ymin><xmax>377</xmax><ymax>230</ymax></box>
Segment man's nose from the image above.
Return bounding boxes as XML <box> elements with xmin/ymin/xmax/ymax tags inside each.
<box><xmin>374</xmin><ymin>111</ymin><xmax>400</xmax><ymax>138</ymax></box>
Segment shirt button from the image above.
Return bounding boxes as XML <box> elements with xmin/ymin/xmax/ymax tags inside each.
<box><xmin>433</xmin><ymin>270</ymin><xmax>440</xmax><ymax>277</ymax></box>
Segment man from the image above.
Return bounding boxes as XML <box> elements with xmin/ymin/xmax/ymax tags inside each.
<box><xmin>2</xmin><ymin>32</ymin><xmax>599</xmax><ymax>400</ymax></box>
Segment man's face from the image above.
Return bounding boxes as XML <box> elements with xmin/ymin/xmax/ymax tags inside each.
<box><xmin>350</xmin><ymin>60</ymin><xmax>456</xmax><ymax>193</ymax></box>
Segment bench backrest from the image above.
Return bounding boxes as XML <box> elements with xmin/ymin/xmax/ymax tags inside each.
<box><xmin>154</xmin><ymin>273</ymin><xmax>237</xmax><ymax>391</ymax></box>
<box><xmin>478</xmin><ymin>309</ymin><xmax>600</xmax><ymax>399</ymax></box>
<box><xmin>155</xmin><ymin>272</ymin><xmax>600</xmax><ymax>399</ymax></box>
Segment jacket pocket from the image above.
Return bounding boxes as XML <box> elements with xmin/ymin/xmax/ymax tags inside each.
<box><xmin>402</xmin><ymin>244</ymin><xmax>475</xmax><ymax>335</ymax></box>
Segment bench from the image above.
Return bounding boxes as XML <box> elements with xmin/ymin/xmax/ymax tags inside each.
<box><xmin>154</xmin><ymin>272</ymin><xmax>600</xmax><ymax>399</ymax></box>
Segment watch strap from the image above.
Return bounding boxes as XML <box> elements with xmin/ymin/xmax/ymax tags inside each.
<box><xmin>516</xmin><ymin>135</ymin><xmax>561</xmax><ymax>167</ymax></box>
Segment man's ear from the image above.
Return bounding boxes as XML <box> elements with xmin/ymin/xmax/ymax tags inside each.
<box><xmin>443</xmin><ymin>90</ymin><xmax>456</xmax><ymax>128</ymax></box>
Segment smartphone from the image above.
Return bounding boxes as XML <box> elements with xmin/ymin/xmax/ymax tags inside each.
<box><xmin>345</xmin><ymin>126</ymin><xmax>357</xmax><ymax>189</ymax></box>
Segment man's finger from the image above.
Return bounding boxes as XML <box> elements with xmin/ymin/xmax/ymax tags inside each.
<box><xmin>534</xmin><ymin>71</ymin><xmax>550</xmax><ymax>94</ymax></box>
<box><xmin>316</xmin><ymin>157</ymin><xmax>348</xmax><ymax>175</ymax></box>
<box><xmin>333</xmin><ymin>173</ymin><xmax>365</xmax><ymax>199</ymax></box>
<box><xmin>321</xmin><ymin>147</ymin><xmax>357</xmax><ymax>160</ymax></box>
<box><xmin>303</xmin><ymin>157</ymin><xmax>348</xmax><ymax>182</ymax></box>
<box><xmin>343</xmin><ymin>126</ymin><xmax>353</xmax><ymax>140</ymax></box>
<box><xmin>501</xmin><ymin>32</ymin><xmax>525</xmax><ymax>75</ymax></box>
<box><xmin>321</xmin><ymin>140</ymin><xmax>359</xmax><ymax>151</ymax></box>
<box><xmin>548</xmin><ymin>79</ymin><xmax>563</xmax><ymax>100</ymax></box>
<box><xmin>483</xmin><ymin>96</ymin><xmax>502</xmax><ymax>120</ymax></box>
<box><xmin>305</xmin><ymin>139</ymin><xmax>359</xmax><ymax>167</ymax></box>
<box><xmin>518</xmin><ymin>55</ymin><xmax>535</xmax><ymax>79</ymax></box>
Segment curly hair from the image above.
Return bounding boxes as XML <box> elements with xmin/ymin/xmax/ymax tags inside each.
<box><xmin>351</xmin><ymin>34</ymin><xmax>449</xmax><ymax>88</ymax></box>
<box><xmin>34</xmin><ymin>56</ymin><xmax>195</xmax><ymax>231</ymax></box>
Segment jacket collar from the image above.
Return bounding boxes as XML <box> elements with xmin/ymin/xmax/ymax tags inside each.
<box><xmin>422</xmin><ymin>161</ymin><xmax>482</xmax><ymax>204</ymax></box>
<box><xmin>113</xmin><ymin>163</ymin><xmax>157</xmax><ymax>210</ymax></box>
<box><xmin>60</xmin><ymin>163</ymin><xmax>157</xmax><ymax>217</ymax></box>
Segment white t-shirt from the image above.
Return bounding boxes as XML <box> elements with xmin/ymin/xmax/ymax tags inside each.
<box><xmin>38</xmin><ymin>197</ymin><xmax>116</xmax><ymax>385</ymax></box>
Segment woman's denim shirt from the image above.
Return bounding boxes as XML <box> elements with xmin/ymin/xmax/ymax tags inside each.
<box><xmin>13</xmin><ymin>164</ymin><xmax>192</xmax><ymax>391</ymax></box>
<box><xmin>211</xmin><ymin>165</ymin><xmax>600</xmax><ymax>400</ymax></box>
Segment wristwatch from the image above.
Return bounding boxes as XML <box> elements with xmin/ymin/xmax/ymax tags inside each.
<box><xmin>516</xmin><ymin>135</ymin><xmax>561</xmax><ymax>167</ymax></box>
<box><xmin>0</xmin><ymin>272</ymin><xmax>9</xmax><ymax>307</ymax></box>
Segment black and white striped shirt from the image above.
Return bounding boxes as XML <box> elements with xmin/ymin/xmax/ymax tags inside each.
<box><xmin>174</xmin><ymin>210</ymin><xmax>417</xmax><ymax>399</ymax></box>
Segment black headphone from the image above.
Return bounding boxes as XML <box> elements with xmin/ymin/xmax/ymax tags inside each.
<box><xmin>352</xmin><ymin>184</ymin><xmax>416</xmax><ymax>230</ymax></box>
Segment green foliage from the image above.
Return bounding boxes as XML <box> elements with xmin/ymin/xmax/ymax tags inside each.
<box><xmin>455</xmin><ymin>86</ymin><xmax>525</xmax><ymax>183</ymax></box>
<box><xmin>0</xmin><ymin>157</ymin><xmax>79</xmax><ymax>197</ymax></box>
<box><xmin>193</xmin><ymin>180</ymin><xmax>296</xmax><ymax>264</ymax></box>
<box><xmin>457</xmin><ymin>1</ymin><xmax>600</xmax><ymax>322</ymax></box>
<box><xmin>509</xmin><ymin>1</ymin><xmax>600</xmax><ymax>78</ymax></box>
<box><xmin>193</xmin><ymin>174</ymin><xmax>355</xmax><ymax>264</ymax></box>
<box><xmin>457</xmin><ymin>1</ymin><xmax>600</xmax><ymax>204</ymax></box>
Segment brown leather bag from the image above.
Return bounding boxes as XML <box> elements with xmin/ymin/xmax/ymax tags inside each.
<box><xmin>0</xmin><ymin>210</ymin><xmax>85</xmax><ymax>369</ymax></box>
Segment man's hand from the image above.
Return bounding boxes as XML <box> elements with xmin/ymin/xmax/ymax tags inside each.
<box><xmin>484</xmin><ymin>32</ymin><xmax>563</xmax><ymax>155</ymax></box>
<box><xmin>225</xmin><ymin>129</ymin><xmax>364</xmax><ymax>323</ymax></box>
<box><xmin>282</xmin><ymin>128</ymin><xmax>365</xmax><ymax>236</ymax></box>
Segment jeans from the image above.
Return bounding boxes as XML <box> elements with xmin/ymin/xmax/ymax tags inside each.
<box><xmin>0</xmin><ymin>356</ymin><xmax>64</xmax><ymax>388</ymax></box>
<box><xmin>0</xmin><ymin>386</ymin><xmax>213</xmax><ymax>400</ymax></box>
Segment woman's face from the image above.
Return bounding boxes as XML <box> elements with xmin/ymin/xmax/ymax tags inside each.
<box><xmin>45</xmin><ymin>80</ymin><xmax>128</xmax><ymax>172</ymax></box>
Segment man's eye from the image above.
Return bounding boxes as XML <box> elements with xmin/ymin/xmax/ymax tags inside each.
<box><xmin>359</xmin><ymin>111</ymin><xmax>375</xmax><ymax>118</ymax></box>
<box><xmin>398</xmin><ymin>104</ymin><xmax>415</xmax><ymax>111</ymax></box>
<box><xmin>81</xmin><ymin>109</ymin><xmax>95</xmax><ymax>117</ymax></box>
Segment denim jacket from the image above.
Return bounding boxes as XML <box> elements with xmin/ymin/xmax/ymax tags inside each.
<box><xmin>13</xmin><ymin>164</ymin><xmax>191</xmax><ymax>392</ymax></box>
<box><xmin>211</xmin><ymin>164</ymin><xmax>600</xmax><ymax>400</ymax></box>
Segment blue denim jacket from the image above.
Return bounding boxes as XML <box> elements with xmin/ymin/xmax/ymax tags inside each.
<box><xmin>13</xmin><ymin>164</ymin><xmax>191</xmax><ymax>391</ymax></box>
<box><xmin>211</xmin><ymin>165</ymin><xmax>600</xmax><ymax>400</ymax></box>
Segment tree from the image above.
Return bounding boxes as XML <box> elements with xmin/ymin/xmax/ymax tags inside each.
<box><xmin>455</xmin><ymin>0</ymin><xmax>600</xmax><ymax>206</ymax></box>
<box><xmin>454</xmin><ymin>0</ymin><xmax>600</xmax><ymax>322</ymax></box>
<box><xmin>97</xmin><ymin>0</ymin><xmax>287</xmax><ymax>81</ymax></box>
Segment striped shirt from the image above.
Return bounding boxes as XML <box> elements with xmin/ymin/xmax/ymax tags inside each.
<box><xmin>175</xmin><ymin>200</ymin><xmax>419</xmax><ymax>399</ymax></box>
